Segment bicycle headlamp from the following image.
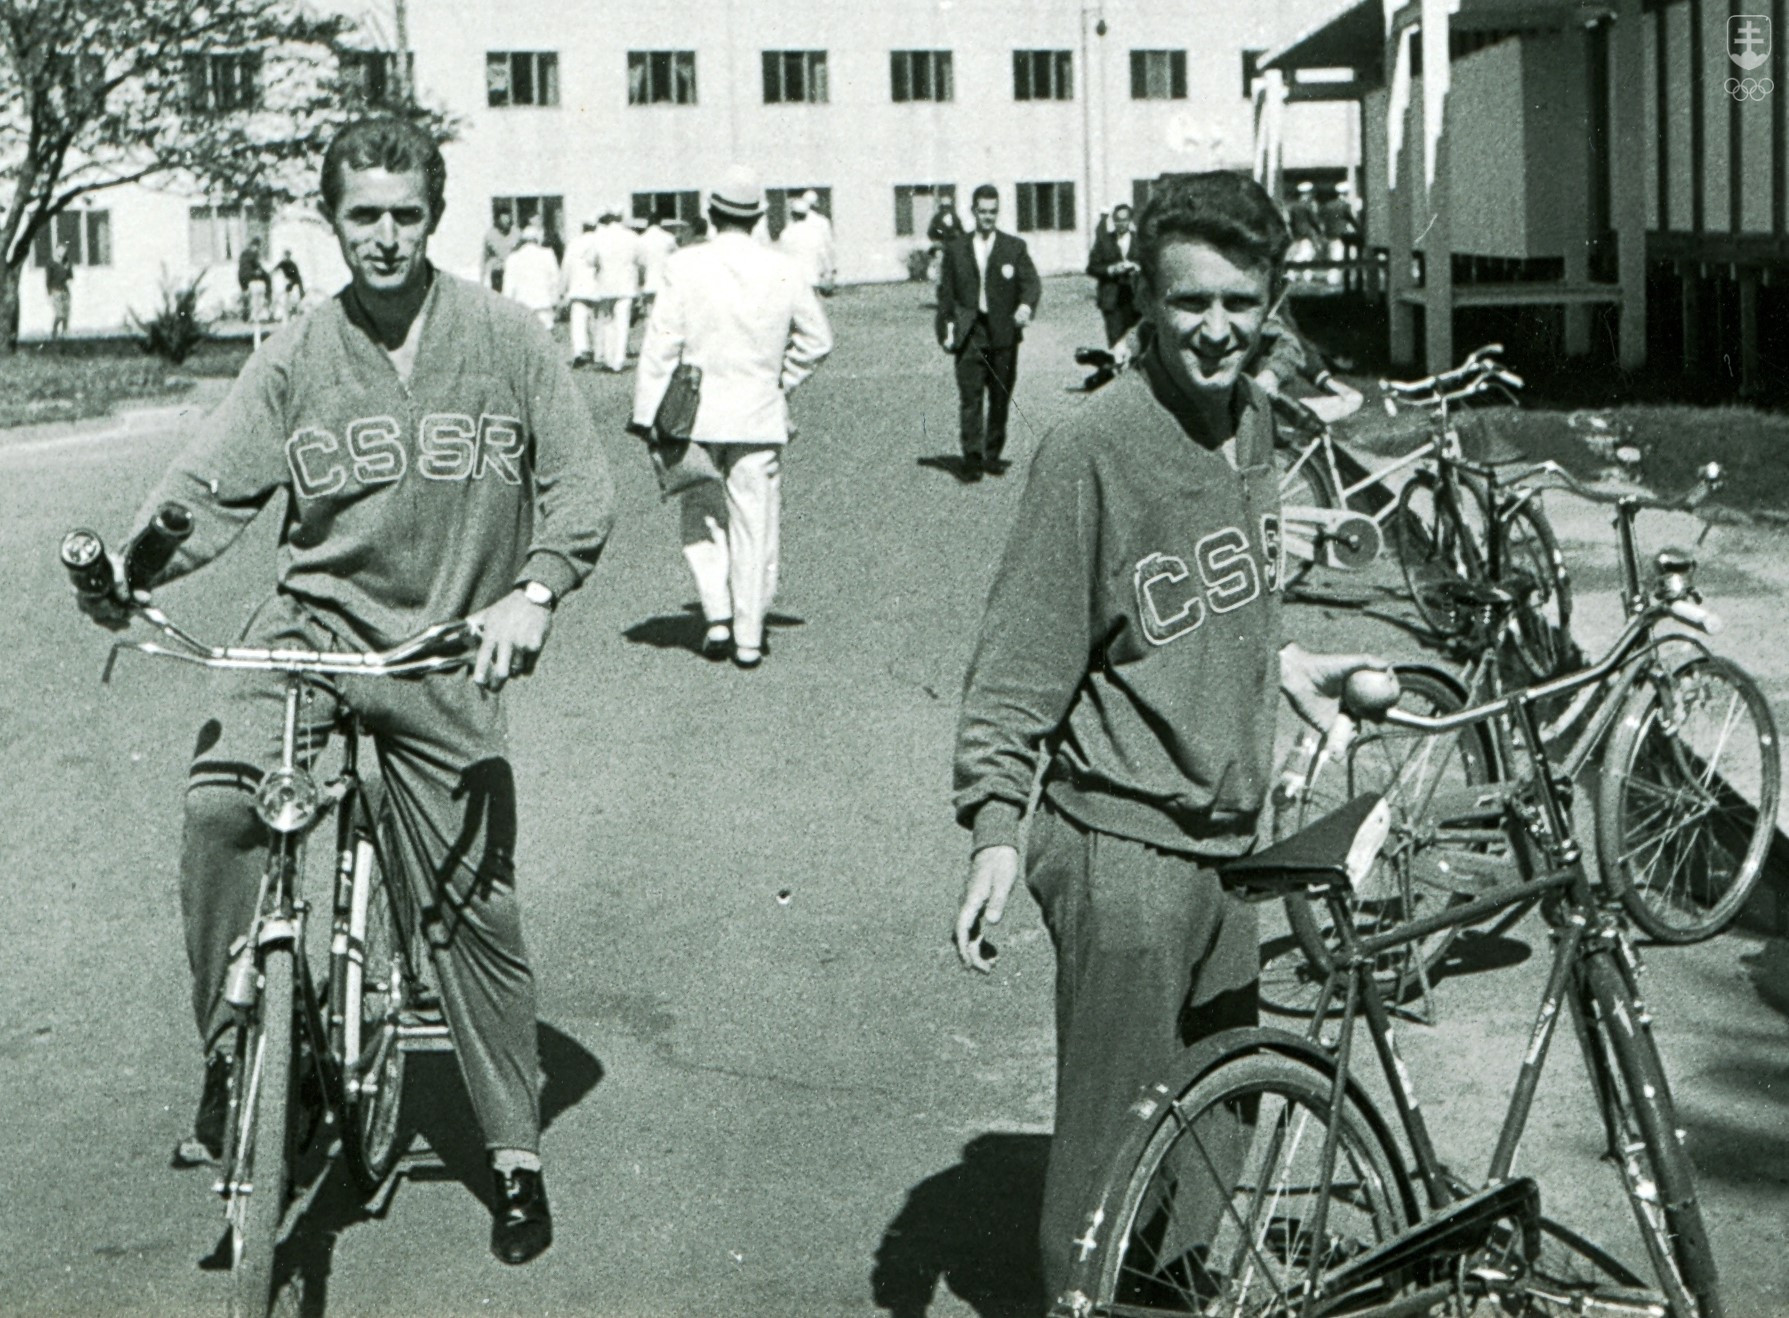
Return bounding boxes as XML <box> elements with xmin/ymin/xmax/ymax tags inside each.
<box><xmin>1653</xmin><ymin>548</ymin><xmax>1697</xmax><ymax>603</ymax></box>
<box><xmin>255</xmin><ymin>767</ymin><xmax>321</xmax><ymax>834</ymax></box>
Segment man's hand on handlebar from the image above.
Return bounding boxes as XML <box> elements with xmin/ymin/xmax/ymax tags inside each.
<box><xmin>468</xmin><ymin>590</ymin><xmax>553</xmax><ymax>692</ymax></box>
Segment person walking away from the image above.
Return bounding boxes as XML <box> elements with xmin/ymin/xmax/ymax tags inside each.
<box><xmin>949</xmin><ymin>170</ymin><xmax>1384</xmax><ymax>1301</ymax></box>
<box><xmin>1085</xmin><ymin>202</ymin><xmax>1142</xmax><ymax>349</ymax></box>
<box><xmin>237</xmin><ymin>239</ymin><xmax>273</xmax><ymax>322</ymax></box>
<box><xmin>482</xmin><ymin>211</ymin><xmax>519</xmax><ymax>292</ymax></box>
<box><xmin>562</xmin><ymin>217</ymin><xmax>603</xmax><ymax>367</ymax></box>
<box><xmin>69</xmin><ymin>115</ymin><xmax>616</xmax><ymax>1267</ymax></box>
<box><xmin>589</xmin><ymin>208</ymin><xmax>640</xmax><ymax>372</ymax></box>
<box><xmin>935</xmin><ymin>184</ymin><xmax>1041</xmax><ymax>482</ymax></box>
<box><xmin>635</xmin><ymin>212</ymin><xmax>678</xmax><ymax>320</ymax></box>
<box><xmin>274</xmin><ymin>249</ymin><xmax>305</xmax><ymax>319</ymax></box>
<box><xmin>45</xmin><ymin>243</ymin><xmax>73</xmax><ymax>339</ymax></box>
<box><xmin>777</xmin><ymin>191</ymin><xmax>836</xmax><ymax>295</ymax></box>
<box><xmin>630</xmin><ymin>165</ymin><xmax>832</xmax><ymax>669</ymax></box>
<box><xmin>503</xmin><ymin>220</ymin><xmax>561</xmax><ymax>330</ymax></box>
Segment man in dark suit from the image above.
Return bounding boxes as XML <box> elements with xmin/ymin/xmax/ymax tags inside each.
<box><xmin>936</xmin><ymin>183</ymin><xmax>1042</xmax><ymax>480</ymax></box>
<box><xmin>1085</xmin><ymin>202</ymin><xmax>1142</xmax><ymax>346</ymax></box>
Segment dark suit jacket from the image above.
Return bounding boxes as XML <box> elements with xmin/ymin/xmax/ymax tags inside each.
<box><xmin>935</xmin><ymin>231</ymin><xmax>1042</xmax><ymax>353</ymax></box>
<box><xmin>1085</xmin><ymin>227</ymin><xmax>1142</xmax><ymax>312</ymax></box>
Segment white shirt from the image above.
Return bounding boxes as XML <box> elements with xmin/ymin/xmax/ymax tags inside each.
<box><xmin>972</xmin><ymin>231</ymin><xmax>994</xmax><ymax>313</ymax></box>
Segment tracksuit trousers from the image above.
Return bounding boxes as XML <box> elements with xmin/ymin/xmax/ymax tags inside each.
<box><xmin>1025</xmin><ymin>799</ymin><xmax>1261</xmax><ymax>1298</ymax></box>
<box><xmin>679</xmin><ymin>443</ymin><xmax>782</xmax><ymax>652</ymax></box>
<box><xmin>179</xmin><ymin>595</ymin><xmax>542</xmax><ymax>1154</ymax></box>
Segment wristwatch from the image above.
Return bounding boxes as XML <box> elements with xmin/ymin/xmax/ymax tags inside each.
<box><xmin>518</xmin><ymin>580</ymin><xmax>557</xmax><ymax>610</ymax></box>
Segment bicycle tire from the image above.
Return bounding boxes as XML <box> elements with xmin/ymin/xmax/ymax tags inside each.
<box><xmin>228</xmin><ymin>943</ymin><xmax>295</xmax><ymax>1318</ymax></box>
<box><xmin>339</xmin><ymin>808</ymin><xmax>412</xmax><ymax>1195</ymax></box>
<box><xmin>1276</xmin><ymin>444</ymin><xmax>1338</xmax><ymax>590</ymax></box>
<box><xmin>1596</xmin><ymin>655</ymin><xmax>1780</xmax><ymax>943</ymax></box>
<box><xmin>1500</xmin><ymin>497</ymin><xmax>1575</xmax><ymax>682</ymax></box>
<box><xmin>1578</xmin><ymin>952</ymin><xmax>1723</xmax><ymax>1316</ymax></box>
<box><xmin>1393</xmin><ymin>470</ymin><xmax>1486</xmax><ymax>639</ymax></box>
<box><xmin>1064</xmin><ymin>1047</ymin><xmax>1410</xmax><ymax>1316</ymax></box>
<box><xmin>1284</xmin><ymin>666</ymin><xmax>1503</xmax><ymax>1006</ymax></box>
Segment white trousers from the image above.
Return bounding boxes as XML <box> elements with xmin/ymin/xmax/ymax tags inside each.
<box><xmin>569</xmin><ymin>300</ymin><xmax>595</xmax><ymax>360</ymax></box>
<box><xmin>593</xmin><ymin>296</ymin><xmax>631</xmax><ymax>370</ymax></box>
<box><xmin>679</xmin><ymin>444</ymin><xmax>781</xmax><ymax>651</ymax></box>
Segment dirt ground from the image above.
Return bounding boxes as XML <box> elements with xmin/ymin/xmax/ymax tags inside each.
<box><xmin>2</xmin><ymin>278</ymin><xmax>1785</xmax><ymax>1317</ymax></box>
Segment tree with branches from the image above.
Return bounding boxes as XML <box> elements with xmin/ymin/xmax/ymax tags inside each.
<box><xmin>0</xmin><ymin>0</ymin><xmax>454</xmax><ymax>352</ymax></box>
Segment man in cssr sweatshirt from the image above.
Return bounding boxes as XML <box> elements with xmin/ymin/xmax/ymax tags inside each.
<box><xmin>949</xmin><ymin>170</ymin><xmax>1381</xmax><ymax>1302</ymax></box>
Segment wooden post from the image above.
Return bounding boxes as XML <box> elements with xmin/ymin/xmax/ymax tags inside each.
<box><xmin>1612</xmin><ymin>0</ymin><xmax>1648</xmax><ymax>372</ymax></box>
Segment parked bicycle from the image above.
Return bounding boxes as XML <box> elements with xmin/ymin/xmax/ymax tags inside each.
<box><xmin>1056</xmin><ymin>666</ymin><xmax>1726</xmax><ymax>1318</ymax></box>
<box><xmin>1266</xmin><ymin>461</ymin><xmax>1777</xmax><ymax>1023</ymax></box>
<box><xmin>62</xmin><ymin>511</ymin><xmax>470</xmax><ymax>1318</ymax></box>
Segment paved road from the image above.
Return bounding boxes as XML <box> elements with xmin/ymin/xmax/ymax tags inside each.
<box><xmin>2</xmin><ymin>280</ymin><xmax>1785</xmax><ymax>1317</ymax></box>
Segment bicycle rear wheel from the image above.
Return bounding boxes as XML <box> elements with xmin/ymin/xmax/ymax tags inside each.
<box><xmin>1064</xmin><ymin>1048</ymin><xmax>1410</xmax><ymax>1316</ymax></box>
<box><xmin>1393</xmin><ymin>470</ymin><xmax>1486</xmax><ymax>640</ymax></box>
<box><xmin>1596</xmin><ymin>655</ymin><xmax>1780</xmax><ymax>942</ymax></box>
<box><xmin>338</xmin><ymin>803</ymin><xmax>413</xmax><ymax>1195</ymax></box>
<box><xmin>1283</xmin><ymin>666</ymin><xmax>1504</xmax><ymax>1006</ymax></box>
<box><xmin>227</xmin><ymin>944</ymin><xmax>295</xmax><ymax>1318</ymax></box>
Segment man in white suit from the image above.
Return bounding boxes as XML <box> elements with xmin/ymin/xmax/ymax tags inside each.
<box><xmin>777</xmin><ymin>190</ymin><xmax>835</xmax><ymax>294</ymax></box>
<box><xmin>562</xmin><ymin>217</ymin><xmax>603</xmax><ymax>366</ymax></box>
<box><xmin>631</xmin><ymin>165</ymin><xmax>833</xmax><ymax>669</ymax></box>
<box><xmin>588</xmin><ymin>206</ymin><xmax>640</xmax><ymax>371</ymax></box>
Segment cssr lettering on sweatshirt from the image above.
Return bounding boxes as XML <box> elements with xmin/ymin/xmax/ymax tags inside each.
<box><xmin>285</xmin><ymin>413</ymin><xmax>526</xmax><ymax>498</ymax></box>
<box><xmin>1133</xmin><ymin>521</ymin><xmax>1276</xmax><ymax>646</ymax></box>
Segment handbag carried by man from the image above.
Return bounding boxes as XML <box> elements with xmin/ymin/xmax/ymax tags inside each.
<box><xmin>644</xmin><ymin>362</ymin><xmax>721</xmax><ymax>499</ymax></box>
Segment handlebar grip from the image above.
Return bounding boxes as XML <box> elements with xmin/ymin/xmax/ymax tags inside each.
<box><xmin>60</xmin><ymin>528</ymin><xmax>116</xmax><ymax>599</ymax></box>
<box><xmin>1341</xmin><ymin>667</ymin><xmax>1402</xmax><ymax>721</ymax></box>
<box><xmin>124</xmin><ymin>502</ymin><xmax>193</xmax><ymax>594</ymax></box>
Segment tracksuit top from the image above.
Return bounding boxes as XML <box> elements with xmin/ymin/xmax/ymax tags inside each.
<box><xmin>954</xmin><ymin>347</ymin><xmax>1284</xmax><ymax>858</ymax></box>
<box><xmin>132</xmin><ymin>269</ymin><xmax>615</xmax><ymax>647</ymax></box>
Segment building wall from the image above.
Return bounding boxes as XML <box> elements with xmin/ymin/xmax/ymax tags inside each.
<box><xmin>17</xmin><ymin>0</ymin><xmax>1353</xmax><ymax>335</ymax></box>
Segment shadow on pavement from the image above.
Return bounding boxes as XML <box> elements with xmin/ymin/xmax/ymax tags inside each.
<box><xmin>872</xmin><ymin>1132</ymin><xmax>1049</xmax><ymax>1318</ymax></box>
<box><xmin>623</xmin><ymin>605</ymin><xmax>807</xmax><ymax>656</ymax></box>
<box><xmin>269</xmin><ymin>1020</ymin><xmax>602</xmax><ymax>1315</ymax></box>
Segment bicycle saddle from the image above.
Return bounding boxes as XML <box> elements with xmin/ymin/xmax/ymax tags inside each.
<box><xmin>1220</xmin><ymin>793</ymin><xmax>1390</xmax><ymax>900</ymax></box>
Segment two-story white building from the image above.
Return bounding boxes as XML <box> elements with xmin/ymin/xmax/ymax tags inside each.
<box><xmin>17</xmin><ymin>0</ymin><xmax>1354</xmax><ymax>337</ymax></box>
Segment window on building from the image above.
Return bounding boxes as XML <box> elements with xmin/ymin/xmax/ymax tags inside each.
<box><xmin>185</xmin><ymin>203</ymin><xmax>269</xmax><ymax>267</ymax></box>
<box><xmin>1013</xmin><ymin>50</ymin><xmax>1072</xmax><ymax>101</ymax></box>
<box><xmin>764</xmin><ymin>186</ymin><xmax>832</xmax><ymax>241</ymax></box>
<box><xmin>890</xmin><ymin>50</ymin><xmax>952</xmax><ymax>103</ymax></box>
<box><xmin>763</xmin><ymin>50</ymin><xmax>827</xmax><ymax>104</ymax></box>
<box><xmin>893</xmin><ymin>183</ymin><xmax>956</xmax><ymax>237</ymax></box>
<box><xmin>1016</xmin><ymin>181</ymin><xmax>1076</xmax><ymax>233</ymax></box>
<box><xmin>184</xmin><ymin>52</ymin><xmax>262</xmax><ymax>113</ymax></box>
<box><xmin>632</xmin><ymin>191</ymin><xmax>702</xmax><ymax>225</ymax></box>
<box><xmin>340</xmin><ymin>50</ymin><xmax>415</xmax><ymax>107</ymax></box>
<box><xmin>1129</xmin><ymin>49</ymin><xmax>1187</xmax><ymax>99</ymax></box>
<box><xmin>628</xmin><ymin>50</ymin><xmax>697</xmax><ymax>105</ymax></box>
<box><xmin>486</xmin><ymin>51</ymin><xmax>558</xmax><ymax>107</ymax></box>
<box><xmin>492</xmin><ymin>195</ymin><xmax>566</xmax><ymax>252</ymax></box>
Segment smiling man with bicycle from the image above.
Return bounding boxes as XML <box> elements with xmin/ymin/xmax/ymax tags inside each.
<box><xmin>950</xmin><ymin>171</ymin><xmax>1380</xmax><ymax>1298</ymax></box>
<box><xmin>72</xmin><ymin>117</ymin><xmax>614</xmax><ymax>1267</ymax></box>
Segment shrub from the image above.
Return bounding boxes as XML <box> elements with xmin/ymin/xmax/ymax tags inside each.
<box><xmin>129</xmin><ymin>269</ymin><xmax>214</xmax><ymax>365</ymax></box>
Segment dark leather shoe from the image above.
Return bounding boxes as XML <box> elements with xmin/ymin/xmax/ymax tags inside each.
<box><xmin>491</xmin><ymin>1168</ymin><xmax>553</xmax><ymax>1265</ymax></box>
<box><xmin>172</xmin><ymin>1051</ymin><xmax>232</xmax><ymax>1167</ymax></box>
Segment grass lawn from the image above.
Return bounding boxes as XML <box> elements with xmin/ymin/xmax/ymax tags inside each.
<box><xmin>0</xmin><ymin>337</ymin><xmax>252</xmax><ymax>428</ymax></box>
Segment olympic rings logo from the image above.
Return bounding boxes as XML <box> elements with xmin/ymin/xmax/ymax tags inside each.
<box><xmin>1726</xmin><ymin>76</ymin><xmax>1775</xmax><ymax>100</ymax></box>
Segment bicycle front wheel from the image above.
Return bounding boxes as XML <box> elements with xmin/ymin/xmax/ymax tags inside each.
<box><xmin>338</xmin><ymin>803</ymin><xmax>414</xmax><ymax>1195</ymax></box>
<box><xmin>1596</xmin><ymin>655</ymin><xmax>1780</xmax><ymax>942</ymax></box>
<box><xmin>227</xmin><ymin>944</ymin><xmax>295</xmax><ymax>1318</ymax></box>
<box><xmin>1066</xmin><ymin>1049</ymin><xmax>1410</xmax><ymax>1316</ymax></box>
<box><xmin>1501</xmin><ymin>497</ymin><xmax>1575</xmax><ymax>682</ymax></box>
<box><xmin>1393</xmin><ymin>470</ymin><xmax>1485</xmax><ymax>640</ymax></box>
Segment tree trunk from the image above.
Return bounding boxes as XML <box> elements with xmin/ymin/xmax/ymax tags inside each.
<box><xmin>0</xmin><ymin>262</ymin><xmax>21</xmax><ymax>355</ymax></box>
